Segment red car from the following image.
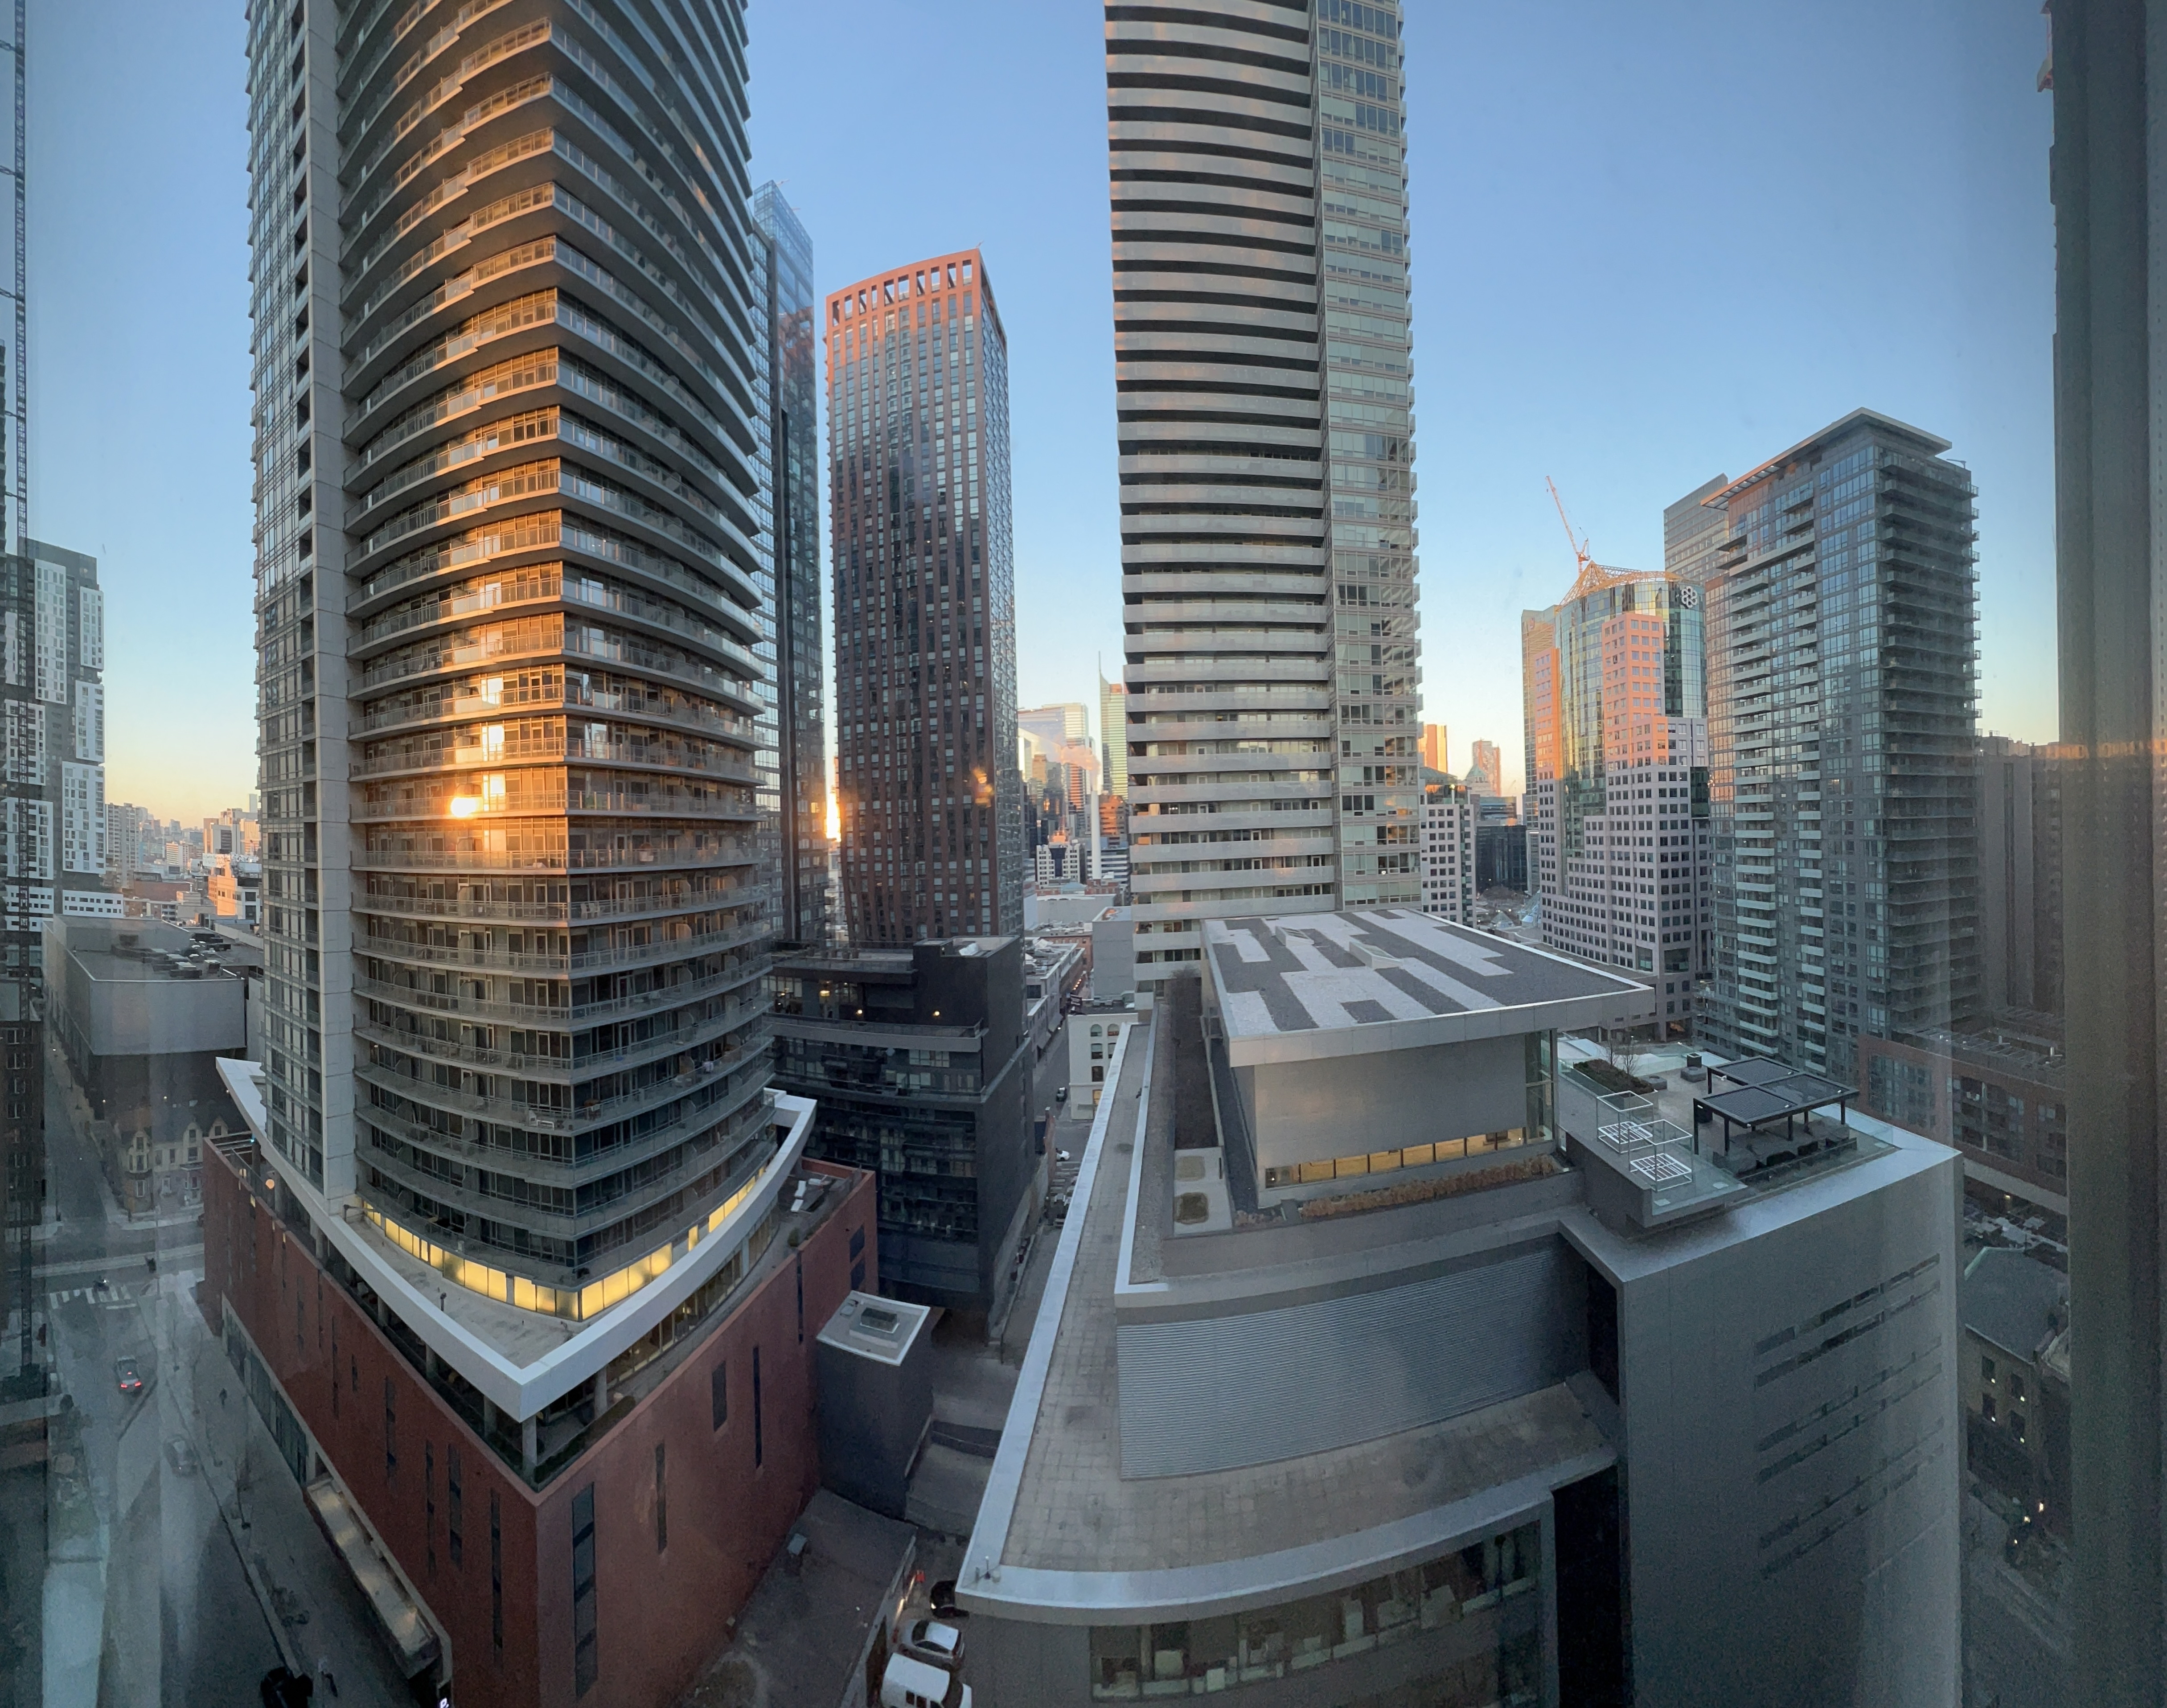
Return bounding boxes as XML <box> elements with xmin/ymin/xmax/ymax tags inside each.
<box><xmin>114</xmin><ymin>1358</ymin><xmax>142</xmax><ymax>1396</ymax></box>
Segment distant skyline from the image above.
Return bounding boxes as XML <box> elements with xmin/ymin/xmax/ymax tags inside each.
<box><xmin>27</xmin><ymin>0</ymin><xmax>2054</xmax><ymax>821</ymax></box>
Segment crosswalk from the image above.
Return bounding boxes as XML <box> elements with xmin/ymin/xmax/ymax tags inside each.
<box><xmin>46</xmin><ymin>1274</ymin><xmax>192</xmax><ymax>1309</ymax></box>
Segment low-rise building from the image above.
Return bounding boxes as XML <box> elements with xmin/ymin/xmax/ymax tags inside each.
<box><xmin>1065</xmin><ymin>997</ymin><xmax>1139</xmax><ymax>1108</ymax></box>
<box><xmin>960</xmin><ymin>908</ymin><xmax>1962</xmax><ymax>1706</ymax></box>
<box><xmin>1024</xmin><ymin>937</ymin><xmax>1086</xmax><ymax>1068</ymax></box>
<box><xmin>202</xmin><ymin>853</ymin><xmax>263</xmax><ymax>929</ymax></box>
<box><xmin>1961</xmin><ymin>1247</ymin><xmax>2069</xmax><ymax>1527</ymax></box>
<box><xmin>120</xmin><ymin>880</ymin><xmax>186</xmax><ymax>925</ymax></box>
<box><xmin>1023</xmin><ymin>892</ymin><xmax>1111</xmax><ymax>932</ymax></box>
<box><xmin>204</xmin><ymin>1063</ymin><xmax>871</xmax><ymax>1708</ymax></box>
<box><xmin>771</xmin><ymin>940</ymin><xmax>1037</xmax><ymax>1312</ymax></box>
<box><xmin>1857</xmin><ymin>1021</ymin><xmax>2067</xmax><ymax>1234</ymax></box>
<box><xmin>43</xmin><ymin>918</ymin><xmax>253</xmax><ymax>1214</ymax></box>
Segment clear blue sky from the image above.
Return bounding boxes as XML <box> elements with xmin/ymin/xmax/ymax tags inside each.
<box><xmin>30</xmin><ymin>0</ymin><xmax>2054</xmax><ymax>821</ymax></box>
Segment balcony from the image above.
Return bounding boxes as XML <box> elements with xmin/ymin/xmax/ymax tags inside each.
<box><xmin>354</xmin><ymin>957</ymin><xmax>763</xmax><ymax>1028</ymax></box>
<box><xmin>357</xmin><ymin>920</ymin><xmax>760</xmax><ymax>977</ymax></box>
<box><xmin>355</xmin><ymin>995</ymin><xmax>763</xmax><ymax>1080</ymax></box>
<box><xmin>355</xmin><ymin>878</ymin><xmax>762</xmax><ymax>928</ymax></box>
<box><xmin>359</xmin><ymin>1108</ymin><xmax>772</xmax><ymax>1265</ymax></box>
<box><xmin>352</xmin><ymin>836</ymin><xmax>759</xmax><ymax>875</ymax></box>
<box><xmin>356</xmin><ymin>1041</ymin><xmax>770</xmax><ymax>1168</ymax></box>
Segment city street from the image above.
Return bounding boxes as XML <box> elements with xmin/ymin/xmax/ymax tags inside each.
<box><xmin>997</xmin><ymin>1014</ymin><xmax>1096</xmax><ymax>1367</ymax></box>
<box><xmin>1961</xmin><ymin>1491</ymin><xmax>2070</xmax><ymax>1708</ymax></box>
<box><xmin>34</xmin><ymin>1038</ymin><xmax>205</xmax><ymax>1274</ymax></box>
<box><xmin>18</xmin><ymin>1041</ymin><xmax>415</xmax><ymax>1707</ymax></box>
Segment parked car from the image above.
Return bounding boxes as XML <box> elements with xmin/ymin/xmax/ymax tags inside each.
<box><xmin>114</xmin><ymin>1358</ymin><xmax>142</xmax><ymax>1396</ymax></box>
<box><xmin>1055</xmin><ymin>1086</ymin><xmax>1069</xmax><ymax>1104</ymax></box>
<box><xmin>896</xmin><ymin>1616</ymin><xmax>966</xmax><ymax>1673</ymax></box>
<box><xmin>929</xmin><ymin>1580</ymin><xmax>966</xmax><ymax>1620</ymax></box>
<box><xmin>163</xmin><ymin>1436</ymin><xmax>200</xmax><ymax>1474</ymax></box>
<box><xmin>882</xmin><ymin>1651</ymin><xmax>969</xmax><ymax>1708</ymax></box>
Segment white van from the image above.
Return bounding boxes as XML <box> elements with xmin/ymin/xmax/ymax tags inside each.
<box><xmin>881</xmin><ymin>1651</ymin><xmax>971</xmax><ymax>1708</ymax></box>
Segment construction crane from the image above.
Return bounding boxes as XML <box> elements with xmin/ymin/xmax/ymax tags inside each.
<box><xmin>1546</xmin><ymin>476</ymin><xmax>1594</xmax><ymax>581</ymax></box>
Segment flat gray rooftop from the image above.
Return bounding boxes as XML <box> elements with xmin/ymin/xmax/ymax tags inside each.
<box><xmin>70</xmin><ymin>948</ymin><xmax>243</xmax><ymax>984</ymax></box>
<box><xmin>773</xmin><ymin>936</ymin><xmax>1014</xmax><ymax>979</ymax></box>
<box><xmin>772</xmin><ymin>948</ymin><xmax>916</xmax><ymax>977</ymax></box>
<box><xmin>995</xmin><ymin>1031</ymin><xmax>1609</xmax><ymax>1577</ymax></box>
<box><xmin>1205</xmin><ymin>908</ymin><xmax>1642</xmax><ymax>1059</ymax></box>
<box><xmin>681</xmin><ymin>1489</ymin><xmax>915</xmax><ymax>1708</ymax></box>
<box><xmin>817</xmin><ymin>1290</ymin><xmax>932</xmax><ymax>1367</ymax></box>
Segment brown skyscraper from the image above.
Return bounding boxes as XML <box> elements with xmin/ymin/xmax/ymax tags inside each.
<box><xmin>826</xmin><ymin>253</ymin><xmax>1022</xmax><ymax>942</ymax></box>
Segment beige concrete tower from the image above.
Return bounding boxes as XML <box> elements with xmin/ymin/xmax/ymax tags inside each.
<box><xmin>1109</xmin><ymin>0</ymin><xmax>1423</xmax><ymax>998</ymax></box>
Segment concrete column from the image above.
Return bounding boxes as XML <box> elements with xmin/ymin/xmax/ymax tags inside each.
<box><xmin>481</xmin><ymin>1396</ymin><xmax>497</xmax><ymax>1437</ymax></box>
<box><xmin>591</xmin><ymin>1370</ymin><xmax>608</xmax><ymax>1418</ymax></box>
<box><xmin>521</xmin><ymin>1414</ymin><xmax>538</xmax><ymax>1474</ymax></box>
<box><xmin>2058</xmin><ymin>3</ymin><xmax>2167</xmax><ymax>1695</ymax></box>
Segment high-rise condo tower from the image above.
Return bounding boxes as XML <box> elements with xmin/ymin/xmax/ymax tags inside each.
<box><xmin>224</xmin><ymin>7</ymin><xmax>870</xmax><ymax>1702</ymax></box>
<box><xmin>254</xmin><ymin>0</ymin><xmax>779</xmax><ymax>1295</ymax></box>
<box><xmin>1699</xmin><ymin>411</ymin><xmax>1980</xmax><ymax>1083</ymax></box>
<box><xmin>1109</xmin><ymin>0</ymin><xmax>1423</xmax><ymax>997</ymax></box>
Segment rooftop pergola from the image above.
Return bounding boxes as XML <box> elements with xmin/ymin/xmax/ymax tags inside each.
<box><xmin>1692</xmin><ymin>1058</ymin><xmax>1856</xmax><ymax>1156</ymax></box>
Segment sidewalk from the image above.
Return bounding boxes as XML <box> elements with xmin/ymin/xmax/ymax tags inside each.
<box><xmin>161</xmin><ymin>1284</ymin><xmax>419</xmax><ymax>1706</ymax></box>
<box><xmin>117</xmin><ymin>1257</ymin><xmax>418</xmax><ymax>1699</ymax></box>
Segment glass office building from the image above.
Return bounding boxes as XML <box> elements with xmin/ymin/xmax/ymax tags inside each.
<box><xmin>751</xmin><ymin>183</ymin><xmax>828</xmax><ymax>950</ymax></box>
<box><xmin>1698</xmin><ymin>411</ymin><xmax>1981</xmax><ymax>1084</ymax></box>
<box><xmin>825</xmin><ymin>250</ymin><xmax>1025</xmax><ymax>944</ymax></box>
<box><xmin>1522</xmin><ymin>568</ymin><xmax>1709</xmax><ymax>1022</ymax></box>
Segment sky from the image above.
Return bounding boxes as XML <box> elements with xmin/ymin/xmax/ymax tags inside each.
<box><xmin>27</xmin><ymin>0</ymin><xmax>2056</xmax><ymax>821</ymax></box>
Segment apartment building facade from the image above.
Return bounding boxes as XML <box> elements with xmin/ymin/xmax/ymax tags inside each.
<box><xmin>236</xmin><ymin>4</ymin><xmax>819</xmax><ymax>1700</ymax></box>
<box><xmin>1111</xmin><ymin>0</ymin><xmax>1424</xmax><ymax>997</ymax></box>
<box><xmin>1420</xmin><ymin>778</ymin><xmax>1473</xmax><ymax>923</ymax></box>
<box><xmin>1698</xmin><ymin>411</ymin><xmax>1981</xmax><ymax>1083</ymax></box>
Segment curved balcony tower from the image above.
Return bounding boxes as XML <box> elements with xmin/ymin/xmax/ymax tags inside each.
<box><xmin>249</xmin><ymin>0</ymin><xmax>778</xmax><ymax>1312</ymax></box>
